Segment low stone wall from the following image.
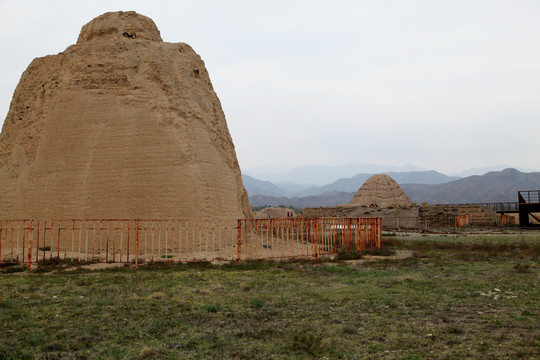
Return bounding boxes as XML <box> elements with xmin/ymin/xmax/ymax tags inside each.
<box><xmin>420</xmin><ymin>205</ymin><xmax>500</xmax><ymax>227</ymax></box>
<box><xmin>301</xmin><ymin>206</ymin><xmax>356</xmax><ymax>218</ymax></box>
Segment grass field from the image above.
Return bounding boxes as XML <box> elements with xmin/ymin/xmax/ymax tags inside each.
<box><xmin>1</xmin><ymin>233</ymin><xmax>539</xmax><ymax>359</ymax></box>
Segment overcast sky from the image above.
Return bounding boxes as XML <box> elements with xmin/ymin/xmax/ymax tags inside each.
<box><xmin>1</xmin><ymin>0</ymin><xmax>539</xmax><ymax>175</ymax></box>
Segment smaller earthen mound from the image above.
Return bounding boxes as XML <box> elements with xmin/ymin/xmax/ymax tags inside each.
<box><xmin>77</xmin><ymin>11</ymin><xmax>163</xmax><ymax>43</ymax></box>
<box><xmin>350</xmin><ymin>174</ymin><xmax>413</xmax><ymax>208</ymax></box>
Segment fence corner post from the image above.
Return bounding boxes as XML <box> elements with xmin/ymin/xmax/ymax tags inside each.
<box><xmin>237</xmin><ymin>219</ymin><xmax>242</xmax><ymax>265</ymax></box>
<box><xmin>135</xmin><ymin>219</ymin><xmax>139</xmax><ymax>270</ymax></box>
<box><xmin>27</xmin><ymin>220</ymin><xmax>33</xmax><ymax>270</ymax></box>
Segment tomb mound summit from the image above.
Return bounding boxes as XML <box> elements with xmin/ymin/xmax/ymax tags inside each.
<box><xmin>0</xmin><ymin>11</ymin><xmax>251</xmax><ymax>219</ymax></box>
<box><xmin>77</xmin><ymin>11</ymin><xmax>163</xmax><ymax>43</ymax></box>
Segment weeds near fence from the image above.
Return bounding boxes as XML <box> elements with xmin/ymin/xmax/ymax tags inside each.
<box><xmin>382</xmin><ymin>235</ymin><xmax>540</xmax><ymax>259</ymax></box>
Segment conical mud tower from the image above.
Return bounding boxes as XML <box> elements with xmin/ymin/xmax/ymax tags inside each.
<box><xmin>349</xmin><ymin>174</ymin><xmax>413</xmax><ymax>207</ymax></box>
<box><xmin>0</xmin><ymin>11</ymin><xmax>251</xmax><ymax>219</ymax></box>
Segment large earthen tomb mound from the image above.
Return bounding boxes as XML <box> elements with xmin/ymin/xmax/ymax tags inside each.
<box><xmin>0</xmin><ymin>11</ymin><xmax>251</xmax><ymax>220</ymax></box>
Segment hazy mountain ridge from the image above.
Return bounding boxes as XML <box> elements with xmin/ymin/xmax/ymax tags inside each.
<box><xmin>299</xmin><ymin>170</ymin><xmax>460</xmax><ymax>196</ymax></box>
<box><xmin>245</xmin><ymin>168</ymin><xmax>540</xmax><ymax>208</ymax></box>
<box><xmin>449</xmin><ymin>164</ymin><xmax>539</xmax><ymax>177</ymax></box>
<box><xmin>241</xmin><ymin>175</ymin><xmax>295</xmax><ymax>197</ymax></box>
<box><xmin>402</xmin><ymin>168</ymin><xmax>540</xmax><ymax>204</ymax></box>
<box><xmin>243</xmin><ymin>170</ymin><xmax>460</xmax><ymax>198</ymax></box>
<box><xmin>243</xmin><ymin>162</ymin><xmax>537</xmax><ymax>186</ymax></box>
<box><xmin>243</xmin><ymin>163</ymin><xmax>423</xmax><ymax>185</ymax></box>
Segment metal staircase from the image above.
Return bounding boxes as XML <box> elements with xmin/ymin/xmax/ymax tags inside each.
<box><xmin>518</xmin><ymin>190</ymin><xmax>540</xmax><ymax>226</ymax></box>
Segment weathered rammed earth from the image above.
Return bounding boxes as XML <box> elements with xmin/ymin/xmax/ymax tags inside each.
<box><xmin>0</xmin><ymin>11</ymin><xmax>251</xmax><ymax>219</ymax></box>
<box><xmin>349</xmin><ymin>174</ymin><xmax>413</xmax><ymax>207</ymax></box>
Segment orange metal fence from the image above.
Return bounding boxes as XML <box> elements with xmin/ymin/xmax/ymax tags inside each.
<box><xmin>0</xmin><ymin>217</ymin><xmax>382</xmax><ymax>268</ymax></box>
<box><xmin>454</xmin><ymin>215</ymin><xmax>469</xmax><ymax>228</ymax></box>
<box><xmin>237</xmin><ymin>218</ymin><xmax>382</xmax><ymax>262</ymax></box>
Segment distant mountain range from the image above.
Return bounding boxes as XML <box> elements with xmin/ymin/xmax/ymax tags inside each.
<box><xmin>402</xmin><ymin>168</ymin><xmax>540</xmax><ymax>203</ymax></box>
<box><xmin>244</xmin><ymin>168</ymin><xmax>540</xmax><ymax>209</ymax></box>
<box><xmin>243</xmin><ymin>162</ymin><xmax>537</xmax><ymax>186</ymax></box>
<box><xmin>449</xmin><ymin>165</ymin><xmax>539</xmax><ymax>178</ymax></box>
<box><xmin>243</xmin><ymin>170</ymin><xmax>460</xmax><ymax>198</ymax></box>
<box><xmin>243</xmin><ymin>163</ymin><xmax>424</xmax><ymax>185</ymax></box>
<box><xmin>299</xmin><ymin>171</ymin><xmax>461</xmax><ymax>196</ymax></box>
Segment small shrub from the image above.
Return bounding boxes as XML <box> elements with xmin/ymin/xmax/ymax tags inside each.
<box><xmin>383</xmin><ymin>299</ymin><xmax>397</xmax><ymax>308</ymax></box>
<box><xmin>177</xmin><ymin>300</ymin><xmax>192</xmax><ymax>312</ymax></box>
<box><xmin>0</xmin><ymin>296</ymin><xmax>13</xmax><ymax>309</ymax></box>
<box><xmin>148</xmin><ymin>292</ymin><xmax>164</xmax><ymax>300</ymax></box>
<box><xmin>28</xmin><ymin>332</ymin><xmax>45</xmax><ymax>346</ymax></box>
<box><xmin>240</xmin><ymin>283</ymin><xmax>252</xmax><ymax>292</ymax></box>
<box><xmin>138</xmin><ymin>346</ymin><xmax>166</xmax><ymax>359</ymax></box>
<box><xmin>45</xmin><ymin>341</ymin><xmax>64</xmax><ymax>351</ymax></box>
<box><xmin>446</xmin><ymin>325</ymin><xmax>464</xmax><ymax>334</ymax></box>
<box><xmin>336</xmin><ymin>252</ymin><xmax>363</xmax><ymax>260</ymax></box>
<box><xmin>292</xmin><ymin>330</ymin><xmax>324</xmax><ymax>356</ymax></box>
<box><xmin>514</xmin><ymin>263</ymin><xmax>531</xmax><ymax>273</ymax></box>
<box><xmin>342</xmin><ymin>326</ymin><xmax>357</xmax><ymax>335</ymax></box>
<box><xmin>77</xmin><ymin>335</ymin><xmax>95</xmax><ymax>348</ymax></box>
<box><xmin>203</xmin><ymin>303</ymin><xmax>219</xmax><ymax>313</ymax></box>
<box><xmin>250</xmin><ymin>298</ymin><xmax>264</xmax><ymax>309</ymax></box>
<box><xmin>27</xmin><ymin>292</ymin><xmax>40</xmax><ymax>299</ymax></box>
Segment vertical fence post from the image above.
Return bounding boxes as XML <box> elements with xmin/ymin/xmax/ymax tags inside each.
<box><xmin>314</xmin><ymin>218</ymin><xmax>319</xmax><ymax>260</ymax></box>
<box><xmin>57</xmin><ymin>223</ymin><xmax>61</xmax><ymax>261</ymax></box>
<box><xmin>36</xmin><ymin>220</ymin><xmax>39</xmax><ymax>263</ymax></box>
<box><xmin>135</xmin><ymin>219</ymin><xmax>139</xmax><ymax>270</ymax></box>
<box><xmin>377</xmin><ymin>218</ymin><xmax>382</xmax><ymax>250</ymax></box>
<box><xmin>27</xmin><ymin>220</ymin><xmax>33</xmax><ymax>270</ymax></box>
<box><xmin>21</xmin><ymin>221</ymin><xmax>25</xmax><ymax>263</ymax></box>
<box><xmin>348</xmin><ymin>218</ymin><xmax>353</xmax><ymax>252</ymax></box>
<box><xmin>0</xmin><ymin>221</ymin><xmax>2</xmax><ymax>263</ymax></box>
<box><xmin>375</xmin><ymin>218</ymin><xmax>379</xmax><ymax>249</ymax></box>
<box><xmin>356</xmin><ymin>218</ymin><xmax>361</xmax><ymax>253</ymax></box>
<box><xmin>369</xmin><ymin>218</ymin><xmax>373</xmax><ymax>249</ymax></box>
<box><xmin>369</xmin><ymin>219</ymin><xmax>374</xmax><ymax>249</ymax></box>
<box><xmin>126</xmin><ymin>221</ymin><xmax>130</xmax><ymax>263</ymax></box>
<box><xmin>237</xmin><ymin>219</ymin><xmax>242</xmax><ymax>265</ymax></box>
